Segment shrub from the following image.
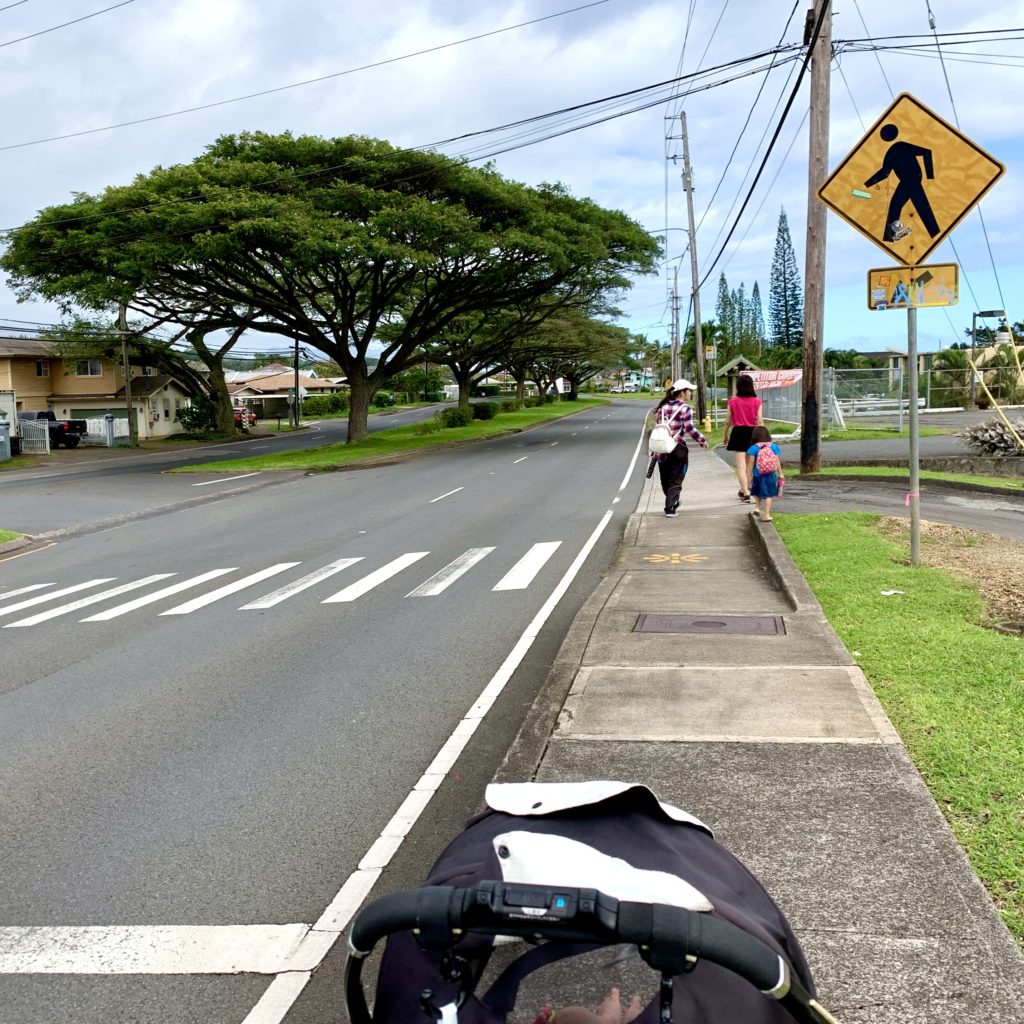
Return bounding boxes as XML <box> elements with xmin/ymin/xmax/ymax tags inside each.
<box><xmin>439</xmin><ymin>407</ymin><xmax>473</xmax><ymax>428</ymax></box>
<box><xmin>175</xmin><ymin>396</ymin><xmax>218</xmax><ymax>433</ymax></box>
<box><xmin>472</xmin><ymin>401</ymin><xmax>499</xmax><ymax>421</ymax></box>
<box><xmin>372</xmin><ymin>392</ymin><xmax>396</xmax><ymax>408</ymax></box>
<box><xmin>957</xmin><ymin>417</ymin><xmax>1024</xmax><ymax>456</ymax></box>
<box><xmin>499</xmin><ymin>400</ymin><xmax>522</xmax><ymax>413</ymax></box>
<box><xmin>543</xmin><ymin>393</ymin><xmax>557</xmax><ymax>404</ymax></box>
<box><xmin>303</xmin><ymin>392</ymin><xmax>351</xmax><ymax>415</ymax></box>
<box><xmin>523</xmin><ymin>396</ymin><xmax>543</xmax><ymax>408</ymax></box>
<box><xmin>472</xmin><ymin>383</ymin><xmax>501</xmax><ymax>397</ymax></box>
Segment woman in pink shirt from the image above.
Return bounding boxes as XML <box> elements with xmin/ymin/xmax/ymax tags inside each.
<box><xmin>722</xmin><ymin>373</ymin><xmax>763</xmax><ymax>502</ymax></box>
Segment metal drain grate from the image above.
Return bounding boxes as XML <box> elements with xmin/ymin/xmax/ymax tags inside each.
<box><xmin>634</xmin><ymin>613</ymin><xmax>786</xmax><ymax>635</ymax></box>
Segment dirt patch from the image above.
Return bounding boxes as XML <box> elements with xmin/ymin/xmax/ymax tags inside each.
<box><xmin>874</xmin><ymin>517</ymin><xmax>1024</xmax><ymax>624</ymax></box>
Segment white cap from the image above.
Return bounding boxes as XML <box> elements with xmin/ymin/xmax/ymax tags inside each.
<box><xmin>672</xmin><ymin>378</ymin><xmax>696</xmax><ymax>391</ymax></box>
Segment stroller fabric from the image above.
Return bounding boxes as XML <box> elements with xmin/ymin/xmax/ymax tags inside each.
<box><xmin>371</xmin><ymin>781</ymin><xmax>815</xmax><ymax>1023</ymax></box>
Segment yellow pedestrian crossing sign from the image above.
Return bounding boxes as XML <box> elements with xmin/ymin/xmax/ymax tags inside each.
<box><xmin>818</xmin><ymin>93</ymin><xmax>1004</xmax><ymax>266</ymax></box>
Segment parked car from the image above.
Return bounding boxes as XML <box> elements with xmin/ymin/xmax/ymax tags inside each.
<box><xmin>233</xmin><ymin>406</ymin><xmax>257</xmax><ymax>428</ymax></box>
<box><xmin>16</xmin><ymin>410</ymin><xmax>87</xmax><ymax>448</ymax></box>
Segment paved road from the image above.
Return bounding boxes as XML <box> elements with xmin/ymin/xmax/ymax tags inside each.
<box><xmin>0</xmin><ymin>401</ymin><xmax>652</xmax><ymax>1024</ymax></box>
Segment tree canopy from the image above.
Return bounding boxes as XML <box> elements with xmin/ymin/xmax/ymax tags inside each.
<box><xmin>2</xmin><ymin>132</ymin><xmax>659</xmax><ymax>440</ymax></box>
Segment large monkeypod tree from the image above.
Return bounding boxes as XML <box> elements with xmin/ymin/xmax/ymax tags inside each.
<box><xmin>1</xmin><ymin>133</ymin><xmax>659</xmax><ymax>441</ymax></box>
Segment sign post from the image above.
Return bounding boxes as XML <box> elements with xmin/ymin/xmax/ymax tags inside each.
<box><xmin>818</xmin><ymin>92</ymin><xmax>1004</xmax><ymax>566</ymax></box>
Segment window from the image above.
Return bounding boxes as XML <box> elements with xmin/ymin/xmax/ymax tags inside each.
<box><xmin>75</xmin><ymin>359</ymin><xmax>103</xmax><ymax>377</ymax></box>
<box><xmin>35</xmin><ymin>360</ymin><xmax>49</xmax><ymax>378</ymax></box>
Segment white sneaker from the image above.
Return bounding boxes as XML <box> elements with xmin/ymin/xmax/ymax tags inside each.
<box><xmin>665</xmin><ymin>511</ymin><xmax>678</xmax><ymax>517</ymax></box>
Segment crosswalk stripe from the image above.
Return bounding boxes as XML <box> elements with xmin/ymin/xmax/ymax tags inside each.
<box><xmin>0</xmin><ymin>584</ymin><xmax>54</xmax><ymax>601</ymax></box>
<box><xmin>322</xmin><ymin>552</ymin><xmax>429</xmax><ymax>603</ymax></box>
<box><xmin>406</xmin><ymin>548</ymin><xmax>495</xmax><ymax>597</ymax></box>
<box><xmin>0</xmin><ymin>579</ymin><xmax>117</xmax><ymax>618</ymax></box>
<box><xmin>492</xmin><ymin>542</ymin><xmax>562</xmax><ymax>591</ymax></box>
<box><xmin>160</xmin><ymin>564</ymin><xmax>300</xmax><ymax>616</ymax></box>
<box><xmin>81</xmin><ymin>569</ymin><xmax>237</xmax><ymax>621</ymax></box>
<box><xmin>4</xmin><ymin>576</ymin><xmax>176</xmax><ymax>628</ymax></box>
<box><xmin>240</xmin><ymin>558</ymin><xmax>364</xmax><ymax>609</ymax></box>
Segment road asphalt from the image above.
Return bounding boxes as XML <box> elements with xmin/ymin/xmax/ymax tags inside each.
<box><xmin>493</xmin><ymin>447</ymin><xmax>1024</xmax><ymax>1023</ymax></box>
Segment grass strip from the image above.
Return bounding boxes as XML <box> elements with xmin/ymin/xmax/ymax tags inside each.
<box><xmin>0</xmin><ymin>529</ymin><xmax>21</xmax><ymax>544</ymax></box>
<box><xmin>171</xmin><ymin>399</ymin><xmax>607</xmax><ymax>473</ymax></box>
<box><xmin>819</xmin><ymin>426</ymin><xmax>952</xmax><ymax>440</ymax></box>
<box><xmin>774</xmin><ymin>512</ymin><xmax>1024</xmax><ymax>945</ymax></box>
<box><xmin>800</xmin><ymin>465</ymin><xmax>1024</xmax><ymax>492</ymax></box>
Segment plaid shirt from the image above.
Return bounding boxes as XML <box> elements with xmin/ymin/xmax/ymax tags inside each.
<box><xmin>654</xmin><ymin>399</ymin><xmax>706</xmax><ymax>458</ymax></box>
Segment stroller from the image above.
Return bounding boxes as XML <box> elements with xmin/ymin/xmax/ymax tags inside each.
<box><xmin>345</xmin><ymin>781</ymin><xmax>839</xmax><ymax>1024</ymax></box>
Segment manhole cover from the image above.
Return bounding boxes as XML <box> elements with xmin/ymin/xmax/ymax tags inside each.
<box><xmin>634</xmin><ymin>613</ymin><xmax>786</xmax><ymax>635</ymax></box>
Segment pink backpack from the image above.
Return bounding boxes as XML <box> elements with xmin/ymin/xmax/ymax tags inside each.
<box><xmin>754</xmin><ymin>443</ymin><xmax>780</xmax><ymax>475</ymax></box>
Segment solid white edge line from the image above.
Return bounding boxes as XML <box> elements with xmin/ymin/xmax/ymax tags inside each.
<box><xmin>619</xmin><ymin>417</ymin><xmax>650</xmax><ymax>491</ymax></box>
<box><xmin>191</xmin><ymin>473</ymin><xmax>262</xmax><ymax>487</ymax></box>
<box><xmin>428</xmin><ymin>486</ymin><xmax>464</xmax><ymax>503</ymax></box>
<box><xmin>240</xmin><ymin>510</ymin><xmax>616</xmax><ymax>1024</ymax></box>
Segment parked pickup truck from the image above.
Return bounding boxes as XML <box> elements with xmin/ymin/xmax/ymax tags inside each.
<box><xmin>17</xmin><ymin>410</ymin><xmax>88</xmax><ymax>448</ymax></box>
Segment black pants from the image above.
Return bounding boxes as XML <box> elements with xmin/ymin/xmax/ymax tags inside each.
<box><xmin>657</xmin><ymin>444</ymin><xmax>689</xmax><ymax>513</ymax></box>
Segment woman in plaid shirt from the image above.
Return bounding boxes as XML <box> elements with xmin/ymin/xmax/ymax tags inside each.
<box><xmin>651</xmin><ymin>379</ymin><xmax>708</xmax><ymax>517</ymax></box>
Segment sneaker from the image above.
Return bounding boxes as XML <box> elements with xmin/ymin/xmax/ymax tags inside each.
<box><xmin>665</xmin><ymin>510</ymin><xmax>678</xmax><ymax>518</ymax></box>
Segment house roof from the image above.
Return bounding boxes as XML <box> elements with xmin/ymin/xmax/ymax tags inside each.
<box><xmin>115</xmin><ymin>374</ymin><xmax>196</xmax><ymax>399</ymax></box>
<box><xmin>227</xmin><ymin>372</ymin><xmax>339</xmax><ymax>395</ymax></box>
<box><xmin>0</xmin><ymin>337</ymin><xmax>57</xmax><ymax>358</ymax></box>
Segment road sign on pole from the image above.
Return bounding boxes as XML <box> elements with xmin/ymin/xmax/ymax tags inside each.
<box><xmin>867</xmin><ymin>263</ymin><xmax>959</xmax><ymax>310</ymax></box>
<box><xmin>818</xmin><ymin>92</ymin><xmax>1004</xmax><ymax>266</ymax></box>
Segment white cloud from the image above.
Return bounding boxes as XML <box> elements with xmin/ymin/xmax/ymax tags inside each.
<box><xmin>1</xmin><ymin>0</ymin><xmax>1023</xmax><ymax>353</ymax></box>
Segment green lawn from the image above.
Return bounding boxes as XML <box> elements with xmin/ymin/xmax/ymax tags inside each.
<box><xmin>0</xmin><ymin>529</ymin><xmax>20</xmax><ymax>544</ymax></box>
<box><xmin>820</xmin><ymin>426</ymin><xmax>954</xmax><ymax>441</ymax></box>
<box><xmin>802</xmin><ymin>465</ymin><xmax>1024</xmax><ymax>493</ymax></box>
<box><xmin>775</xmin><ymin>512</ymin><xmax>1024</xmax><ymax>945</ymax></box>
<box><xmin>171</xmin><ymin>399</ymin><xmax>607</xmax><ymax>473</ymax></box>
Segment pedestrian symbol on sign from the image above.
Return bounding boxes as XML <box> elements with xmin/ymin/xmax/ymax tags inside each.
<box><xmin>863</xmin><ymin>124</ymin><xmax>940</xmax><ymax>243</ymax></box>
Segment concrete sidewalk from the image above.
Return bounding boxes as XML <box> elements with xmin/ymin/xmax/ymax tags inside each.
<box><xmin>499</xmin><ymin>447</ymin><xmax>1024</xmax><ymax>1022</ymax></box>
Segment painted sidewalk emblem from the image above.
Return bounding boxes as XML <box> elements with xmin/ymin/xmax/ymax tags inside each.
<box><xmin>818</xmin><ymin>93</ymin><xmax>1004</xmax><ymax>266</ymax></box>
<box><xmin>643</xmin><ymin>552</ymin><xmax>708</xmax><ymax>565</ymax></box>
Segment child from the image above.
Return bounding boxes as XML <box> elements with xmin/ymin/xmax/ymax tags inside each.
<box><xmin>745</xmin><ymin>425</ymin><xmax>783</xmax><ymax>522</ymax></box>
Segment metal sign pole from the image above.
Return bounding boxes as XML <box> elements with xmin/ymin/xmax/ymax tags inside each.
<box><xmin>907</xmin><ymin>306</ymin><xmax>921</xmax><ymax>566</ymax></box>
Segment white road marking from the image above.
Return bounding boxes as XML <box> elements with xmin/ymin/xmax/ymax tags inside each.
<box><xmin>513</xmin><ymin>457</ymin><xmax>528</xmax><ymax>464</ymax></box>
<box><xmin>0</xmin><ymin>579</ymin><xmax>116</xmax><ymax>618</ymax></box>
<box><xmin>619</xmin><ymin>419</ymin><xmax>650</xmax><ymax>491</ymax></box>
<box><xmin>322</xmin><ymin>552</ymin><xmax>429</xmax><ymax>603</ymax></box>
<box><xmin>428</xmin><ymin>486</ymin><xmax>464</xmax><ymax>503</ymax></box>
<box><xmin>5</xmin><ymin>576</ymin><xmax>175</xmax><ymax>628</ymax></box>
<box><xmin>492</xmin><ymin>542</ymin><xmax>561</xmax><ymax>591</ymax></box>
<box><xmin>0</xmin><ymin>925</ymin><xmax>317</xmax><ymax>975</ymax></box>
<box><xmin>0</xmin><ymin>584</ymin><xmax>53</xmax><ymax>601</ymax></box>
<box><xmin>82</xmin><ymin>569</ymin><xmax>237</xmax><ymax>621</ymax></box>
<box><xmin>240</xmin><ymin>558</ymin><xmax>364</xmax><ymax>609</ymax></box>
<box><xmin>160</xmin><ymin>564</ymin><xmax>300</xmax><ymax>615</ymax></box>
<box><xmin>406</xmin><ymin>548</ymin><xmax>495</xmax><ymax>597</ymax></box>
<box><xmin>549</xmin><ymin>441</ymin><xmax>559</xmax><ymax>446</ymax></box>
<box><xmin>240</xmin><ymin>511</ymin><xmax>615</xmax><ymax>1023</ymax></box>
<box><xmin>191</xmin><ymin>473</ymin><xmax>262</xmax><ymax>487</ymax></box>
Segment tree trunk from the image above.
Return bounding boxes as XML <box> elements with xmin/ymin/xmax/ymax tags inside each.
<box><xmin>347</xmin><ymin>373</ymin><xmax>371</xmax><ymax>442</ymax></box>
<box><xmin>188</xmin><ymin>332</ymin><xmax>234</xmax><ymax>434</ymax></box>
<box><xmin>455</xmin><ymin>368</ymin><xmax>473</xmax><ymax>411</ymax></box>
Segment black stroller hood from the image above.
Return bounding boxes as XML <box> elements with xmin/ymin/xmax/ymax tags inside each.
<box><xmin>363</xmin><ymin>781</ymin><xmax>818</xmax><ymax>1024</ymax></box>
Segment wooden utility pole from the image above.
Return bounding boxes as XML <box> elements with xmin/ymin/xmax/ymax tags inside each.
<box><xmin>670</xmin><ymin>264</ymin><xmax>681</xmax><ymax>382</ymax></box>
<box><xmin>117</xmin><ymin>301</ymin><xmax>138</xmax><ymax>447</ymax></box>
<box><xmin>680</xmin><ymin>112</ymin><xmax>708</xmax><ymax>424</ymax></box>
<box><xmin>800</xmin><ymin>0</ymin><xmax>831</xmax><ymax>472</ymax></box>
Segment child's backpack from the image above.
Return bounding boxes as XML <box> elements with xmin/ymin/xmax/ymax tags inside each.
<box><xmin>755</xmin><ymin>443</ymin><xmax>780</xmax><ymax>475</ymax></box>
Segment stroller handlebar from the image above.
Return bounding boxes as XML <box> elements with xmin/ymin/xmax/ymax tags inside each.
<box><xmin>347</xmin><ymin>881</ymin><xmax>838</xmax><ymax>1023</ymax></box>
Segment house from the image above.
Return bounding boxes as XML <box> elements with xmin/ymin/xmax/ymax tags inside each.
<box><xmin>227</xmin><ymin>370</ymin><xmax>344</xmax><ymax>420</ymax></box>
<box><xmin>0</xmin><ymin>337</ymin><xmax>201</xmax><ymax>441</ymax></box>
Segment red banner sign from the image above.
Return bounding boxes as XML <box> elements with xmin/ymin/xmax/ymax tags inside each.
<box><xmin>749</xmin><ymin>369</ymin><xmax>802</xmax><ymax>390</ymax></box>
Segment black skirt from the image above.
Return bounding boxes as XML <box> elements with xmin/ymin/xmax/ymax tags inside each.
<box><xmin>726</xmin><ymin>424</ymin><xmax>755</xmax><ymax>452</ymax></box>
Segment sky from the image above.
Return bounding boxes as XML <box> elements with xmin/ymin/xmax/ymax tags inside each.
<box><xmin>1</xmin><ymin>0</ymin><xmax>1022</xmax><ymax>361</ymax></box>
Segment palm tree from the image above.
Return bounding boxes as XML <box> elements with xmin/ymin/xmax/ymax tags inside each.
<box><xmin>931</xmin><ymin>348</ymin><xmax>971</xmax><ymax>408</ymax></box>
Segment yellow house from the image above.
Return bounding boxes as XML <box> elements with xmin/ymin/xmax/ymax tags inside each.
<box><xmin>0</xmin><ymin>337</ymin><xmax>200</xmax><ymax>439</ymax></box>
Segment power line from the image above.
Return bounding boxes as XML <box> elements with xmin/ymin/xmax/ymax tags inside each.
<box><xmin>0</xmin><ymin>0</ymin><xmax>33</xmax><ymax>11</ymax></box>
<box><xmin>0</xmin><ymin>0</ymin><xmax>615</xmax><ymax>154</ymax></box>
<box><xmin>0</xmin><ymin>0</ymin><xmax>136</xmax><ymax>50</ymax></box>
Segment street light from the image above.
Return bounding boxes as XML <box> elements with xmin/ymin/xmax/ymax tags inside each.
<box><xmin>971</xmin><ymin>309</ymin><xmax>1005</xmax><ymax>407</ymax></box>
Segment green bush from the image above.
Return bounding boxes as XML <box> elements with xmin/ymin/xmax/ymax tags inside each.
<box><xmin>472</xmin><ymin>401</ymin><xmax>499</xmax><ymax>420</ymax></box>
<box><xmin>175</xmin><ymin>396</ymin><xmax>218</xmax><ymax>433</ymax></box>
<box><xmin>499</xmin><ymin>400</ymin><xmax>522</xmax><ymax>413</ymax></box>
<box><xmin>472</xmin><ymin>383</ymin><xmax>501</xmax><ymax>398</ymax></box>
<box><xmin>543</xmin><ymin>393</ymin><xmax>557</xmax><ymax>404</ymax></box>
<box><xmin>372</xmin><ymin>392</ymin><xmax>396</xmax><ymax>408</ymax></box>
<box><xmin>523</xmin><ymin>396</ymin><xmax>543</xmax><ymax>408</ymax></box>
<box><xmin>439</xmin><ymin>407</ymin><xmax>473</xmax><ymax>428</ymax></box>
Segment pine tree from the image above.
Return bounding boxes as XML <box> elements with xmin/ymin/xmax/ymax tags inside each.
<box><xmin>733</xmin><ymin>282</ymin><xmax>748</xmax><ymax>348</ymax></box>
<box><xmin>750</xmin><ymin>281</ymin><xmax>766</xmax><ymax>353</ymax></box>
<box><xmin>768</xmin><ymin>208</ymin><xmax>803</xmax><ymax>347</ymax></box>
<box><xmin>715</xmin><ymin>273</ymin><xmax>733</xmax><ymax>347</ymax></box>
